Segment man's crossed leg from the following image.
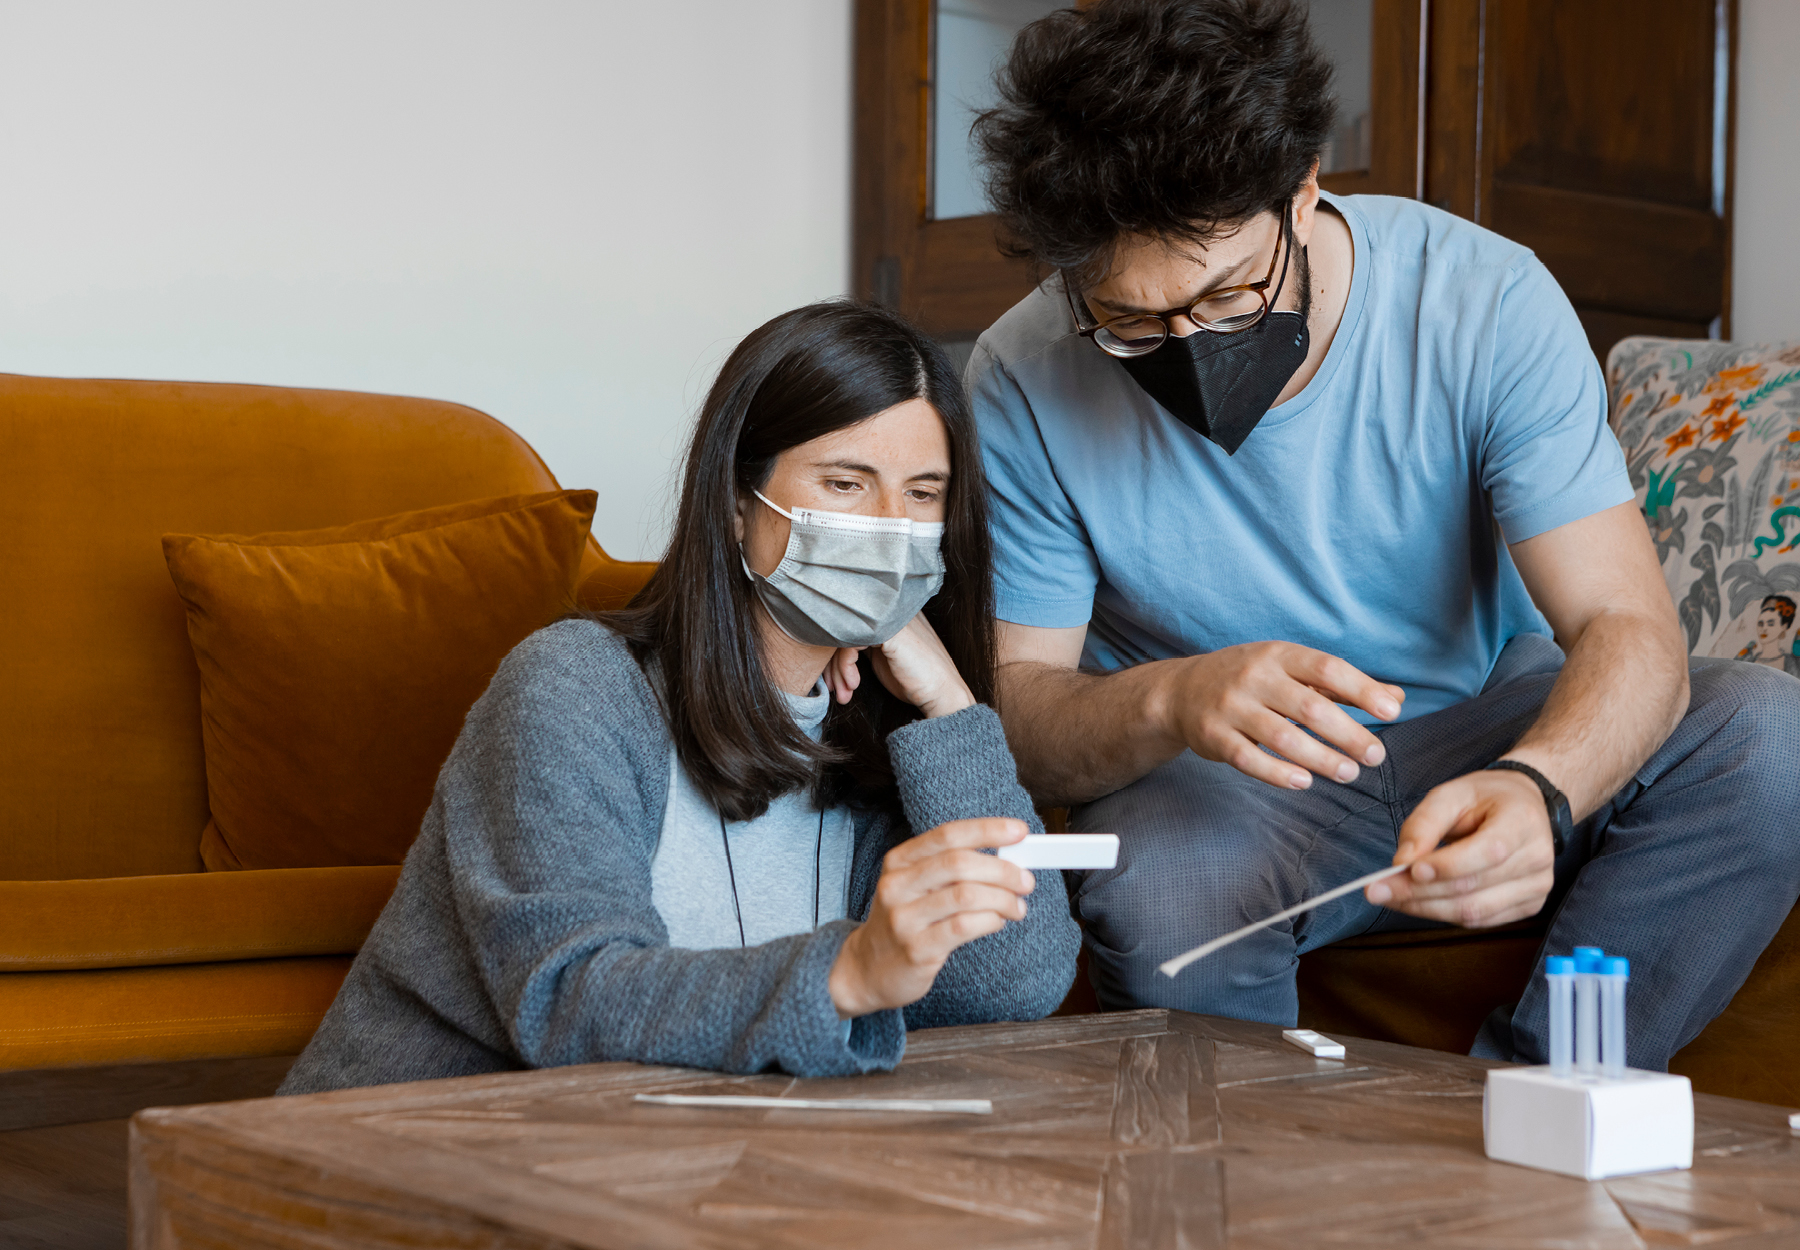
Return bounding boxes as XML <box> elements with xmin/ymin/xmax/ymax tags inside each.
<box><xmin>1071</xmin><ymin>636</ymin><xmax>1800</xmax><ymax>1070</ymax></box>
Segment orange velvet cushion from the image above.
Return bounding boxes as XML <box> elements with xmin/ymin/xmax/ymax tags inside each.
<box><xmin>575</xmin><ymin>556</ymin><xmax>658</xmax><ymax>611</ymax></box>
<box><xmin>0</xmin><ymin>957</ymin><xmax>353</xmax><ymax>1069</ymax></box>
<box><xmin>0</xmin><ymin>866</ymin><xmax>399</xmax><ymax>971</ymax></box>
<box><xmin>164</xmin><ymin>490</ymin><xmax>597</xmax><ymax>870</ymax></box>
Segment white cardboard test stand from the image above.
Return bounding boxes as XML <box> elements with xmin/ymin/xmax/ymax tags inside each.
<box><xmin>1483</xmin><ymin>1066</ymin><xmax>1693</xmax><ymax>1181</ymax></box>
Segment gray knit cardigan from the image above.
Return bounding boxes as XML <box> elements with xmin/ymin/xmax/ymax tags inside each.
<box><xmin>280</xmin><ymin>619</ymin><xmax>1080</xmax><ymax>1093</ymax></box>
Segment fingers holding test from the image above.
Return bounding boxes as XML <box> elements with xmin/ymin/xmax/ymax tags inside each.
<box><xmin>1379</xmin><ymin>870</ymin><xmax>1555</xmax><ymax>929</ymax></box>
<box><xmin>877</xmin><ymin>907</ymin><xmax>1012</xmax><ymax>973</ymax></box>
<box><xmin>897</xmin><ymin>880</ymin><xmax>1030</xmax><ymax>931</ymax></box>
<box><xmin>1413</xmin><ymin>780</ymin><xmax>1552</xmax><ymax>894</ymax></box>
<box><xmin>882</xmin><ymin>817</ymin><xmax>1028</xmax><ymax>870</ymax></box>
<box><xmin>1408</xmin><ymin>824</ymin><xmax>1547</xmax><ymax>893</ymax></box>
<box><xmin>919</xmin><ymin>908</ymin><xmax>1011</xmax><ymax>952</ymax></box>
<box><xmin>882</xmin><ymin>846</ymin><xmax>1034</xmax><ymax>903</ymax></box>
<box><xmin>1365</xmin><ymin>780</ymin><xmax>1475</xmax><ymax>906</ymax></box>
<box><xmin>1370</xmin><ymin>772</ymin><xmax>1556</xmax><ymax>922</ymax></box>
<box><xmin>1396</xmin><ymin>779</ymin><xmax>1488</xmax><ymax>866</ymax></box>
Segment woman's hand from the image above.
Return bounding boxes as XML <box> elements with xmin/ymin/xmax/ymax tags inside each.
<box><xmin>828</xmin><ymin>818</ymin><xmax>1034</xmax><ymax>1019</ymax></box>
<box><xmin>823</xmin><ymin>613</ymin><xmax>975</xmax><ymax>719</ymax></box>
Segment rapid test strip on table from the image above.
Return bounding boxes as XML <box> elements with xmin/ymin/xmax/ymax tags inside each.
<box><xmin>1282</xmin><ymin>1028</ymin><xmax>1345</xmax><ymax>1058</ymax></box>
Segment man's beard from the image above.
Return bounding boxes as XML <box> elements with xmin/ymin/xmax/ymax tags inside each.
<box><xmin>1292</xmin><ymin>244</ymin><xmax>1313</xmax><ymax>326</ymax></box>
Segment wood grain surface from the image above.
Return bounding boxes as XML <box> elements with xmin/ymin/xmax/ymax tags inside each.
<box><xmin>129</xmin><ymin>1010</ymin><xmax>1800</xmax><ymax>1249</ymax></box>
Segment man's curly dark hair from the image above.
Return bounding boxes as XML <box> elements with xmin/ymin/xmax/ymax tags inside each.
<box><xmin>973</xmin><ymin>0</ymin><xmax>1337</xmax><ymax>285</ymax></box>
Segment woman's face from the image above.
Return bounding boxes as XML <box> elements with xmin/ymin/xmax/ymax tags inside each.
<box><xmin>737</xmin><ymin>397</ymin><xmax>951</xmax><ymax>578</ymax></box>
<box><xmin>1755</xmin><ymin>607</ymin><xmax>1792</xmax><ymax>655</ymax></box>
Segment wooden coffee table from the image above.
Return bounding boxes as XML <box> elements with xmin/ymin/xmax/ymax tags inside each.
<box><xmin>129</xmin><ymin>1009</ymin><xmax>1800</xmax><ymax>1248</ymax></box>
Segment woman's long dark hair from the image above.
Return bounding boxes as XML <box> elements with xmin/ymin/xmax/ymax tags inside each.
<box><xmin>596</xmin><ymin>300</ymin><xmax>996</xmax><ymax>822</ymax></box>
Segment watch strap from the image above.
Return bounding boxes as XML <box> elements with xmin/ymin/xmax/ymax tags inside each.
<box><xmin>1485</xmin><ymin>759</ymin><xmax>1569</xmax><ymax>855</ymax></box>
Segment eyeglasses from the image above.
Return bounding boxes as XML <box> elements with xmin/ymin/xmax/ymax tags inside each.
<box><xmin>1065</xmin><ymin>203</ymin><xmax>1293</xmax><ymax>358</ymax></box>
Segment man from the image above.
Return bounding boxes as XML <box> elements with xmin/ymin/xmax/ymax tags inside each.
<box><xmin>1737</xmin><ymin>594</ymin><xmax>1800</xmax><ymax>677</ymax></box>
<box><xmin>966</xmin><ymin>0</ymin><xmax>1799</xmax><ymax>1069</ymax></box>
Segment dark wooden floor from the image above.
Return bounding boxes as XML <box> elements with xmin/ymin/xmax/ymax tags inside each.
<box><xmin>0</xmin><ymin>1119</ymin><xmax>130</xmax><ymax>1249</ymax></box>
<box><xmin>0</xmin><ymin>1055</ymin><xmax>294</xmax><ymax>1250</ymax></box>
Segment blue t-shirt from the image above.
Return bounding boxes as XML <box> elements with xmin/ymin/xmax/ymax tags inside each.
<box><xmin>969</xmin><ymin>192</ymin><xmax>1633</xmax><ymax>722</ymax></box>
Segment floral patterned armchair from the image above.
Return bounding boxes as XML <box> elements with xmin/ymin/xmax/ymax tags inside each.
<box><xmin>1609</xmin><ymin>337</ymin><xmax>1800</xmax><ymax>674</ymax></box>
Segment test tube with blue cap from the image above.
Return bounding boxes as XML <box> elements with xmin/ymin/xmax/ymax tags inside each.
<box><xmin>1573</xmin><ymin>946</ymin><xmax>1604</xmax><ymax>1075</ymax></box>
<box><xmin>1545</xmin><ymin>956</ymin><xmax>1575</xmax><ymax>1077</ymax></box>
<box><xmin>1600</xmin><ymin>956</ymin><xmax>1629</xmax><ymax>1077</ymax></box>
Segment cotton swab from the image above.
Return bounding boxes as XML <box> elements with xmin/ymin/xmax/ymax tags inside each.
<box><xmin>633</xmin><ymin>1094</ymin><xmax>993</xmax><ymax>1114</ymax></box>
<box><xmin>1158</xmin><ymin>863</ymin><xmax>1410</xmax><ymax>978</ymax></box>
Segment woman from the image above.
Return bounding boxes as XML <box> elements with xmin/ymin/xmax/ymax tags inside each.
<box><xmin>281</xmin><ymin>301</ymin><xmax>1080</xmax><ymax>1091</ymax></box>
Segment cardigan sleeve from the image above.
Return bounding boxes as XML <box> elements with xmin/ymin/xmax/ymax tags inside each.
<box><xmin>878</xmin><ymin>704</ymin><xmax>1081</xmax><ymax>1027</ymax></box>
<box><xmin>438</xmin><ymin>627</ymin><xmax>906</xmax><ymax>1077</ymax></box>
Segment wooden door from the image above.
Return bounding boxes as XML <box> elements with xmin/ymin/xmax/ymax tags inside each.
<box><xmin>853</xmin><ymin>0</ymin><xmax>1037</xmax><ymax>341</ymax></box>
<box><xmin>854</xmin><ymin>0</ymin><xmax>1427</xmax><ymax>343</ymax></box>
<box><xmin>1425</xmin><ymin>0</ymin><xmax>1736</xmax><ymax>358</ymax></box>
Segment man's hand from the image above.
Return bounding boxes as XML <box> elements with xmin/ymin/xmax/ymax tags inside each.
<box><xmin>828</xmin><ymin>818</ymin><xmax>1035</xmax><ymax>1019</ymax></box>
<box><xmin>1161</xmin><ymin>641</ymin><xmax>1406</xmax><ymax>789</ymax></box>
<box><xmin>1367</xmin><ymin>768</ymin><xmax>1556</xmax><ymax>927</ymax></box>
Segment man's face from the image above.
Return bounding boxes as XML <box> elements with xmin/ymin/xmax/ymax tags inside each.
<box><xmin>1080</xmin><ymin>174</ymin><xmax>1321</xmax><ymax>338</ymax></box>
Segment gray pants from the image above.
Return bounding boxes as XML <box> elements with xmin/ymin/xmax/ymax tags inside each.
<box><xmin>1070</xmin><ymin>635</ymin><xmax>1800</xmax><ymax>1070</ymax></box>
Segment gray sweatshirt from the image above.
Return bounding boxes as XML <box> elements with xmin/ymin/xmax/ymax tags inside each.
<box><xmin>280</xmin><ymin>619</ymin><xmax>1080</xmax><ymax>1092</ymax></box>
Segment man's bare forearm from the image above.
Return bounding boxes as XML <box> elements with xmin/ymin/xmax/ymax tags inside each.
<box><xmin>996</xmin><ymin>660</ymin><xmax>1183</xmax><ymax>806</ymax></box>
<box><xmin>1503</xmin><ymin>610</ymin><xmax>1690</xmax><ymax>819</ymax></box>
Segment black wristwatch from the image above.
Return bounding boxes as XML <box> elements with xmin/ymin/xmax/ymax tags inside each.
<box><xmin>1485</xmin><ymin>759</ymin><xmax>1571</xmax><ymax>856</ymax></box>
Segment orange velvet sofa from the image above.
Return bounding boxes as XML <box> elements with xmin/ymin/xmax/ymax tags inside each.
<box><xmin>0</xmin><ymin>372</ymin><xmax>650</xmax><ymax>1070</ymax></box>
<box><xmin>6</xmin><ymin>371</ymin><xmax>1792</xmax><ymax>1111</ymax></box>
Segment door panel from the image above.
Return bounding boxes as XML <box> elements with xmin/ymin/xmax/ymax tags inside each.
<box><xmin>1490</xmin><ymin>183</ymin><xmax>1726</xmax><ymax>323</ymax></box>
<box><xmin>1487</xmin><ymin>0</ymin><xmax>1716</xmax><ymax>211</ymax></box>
<box><xmin>1429</xmin><ymin>0</ymin><xmax>1734</xmax><ymax>360</ymax></box>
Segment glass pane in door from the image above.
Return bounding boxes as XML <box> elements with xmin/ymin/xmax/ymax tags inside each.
<box><xmin>932</xmin><ymin>0</ymin><xmax>1062</xmax><ymax>220</ymax></box>
<box><xmin>1301</xmin><ymin>0</ymin><xmax>1374</xmax><ymax>174</ymax></box>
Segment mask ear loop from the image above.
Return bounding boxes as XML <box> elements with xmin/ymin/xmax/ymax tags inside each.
<box><xmin>739</xmin><ymin>489</ymin><xmax>794</xmax><ymax>592</ymax></box>
<box><xmin>752</xmin><ymin>490</ymin><xmax>795</xmax><ymax>521</ymax></box>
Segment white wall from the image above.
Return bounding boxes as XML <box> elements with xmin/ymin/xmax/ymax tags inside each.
<box><xmin>6</xmin><ymin>0</ymin><xmax>1791</xmax><ymax>539</ymax></box>
<box><xmin>0</xmin><ymin>2</ymin><xmax>852</xmax><ymax>560</ymax></box>
<box><xmin>1733</xmin><ymin>0</ymin><xmax>1800</xmax><ymax>343</ymax></box>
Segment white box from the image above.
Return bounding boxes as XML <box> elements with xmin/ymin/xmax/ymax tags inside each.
<box><xmin>1483</xmin><ymin>1066</ymin><xmax>1693</xmax><ymax>1180</ymax></box>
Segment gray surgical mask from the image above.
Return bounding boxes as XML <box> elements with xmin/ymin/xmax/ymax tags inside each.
<box><xmin>741</xmin><ymin>490</ymin><xmax>945</xmax><ymax>648</ymax></box>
